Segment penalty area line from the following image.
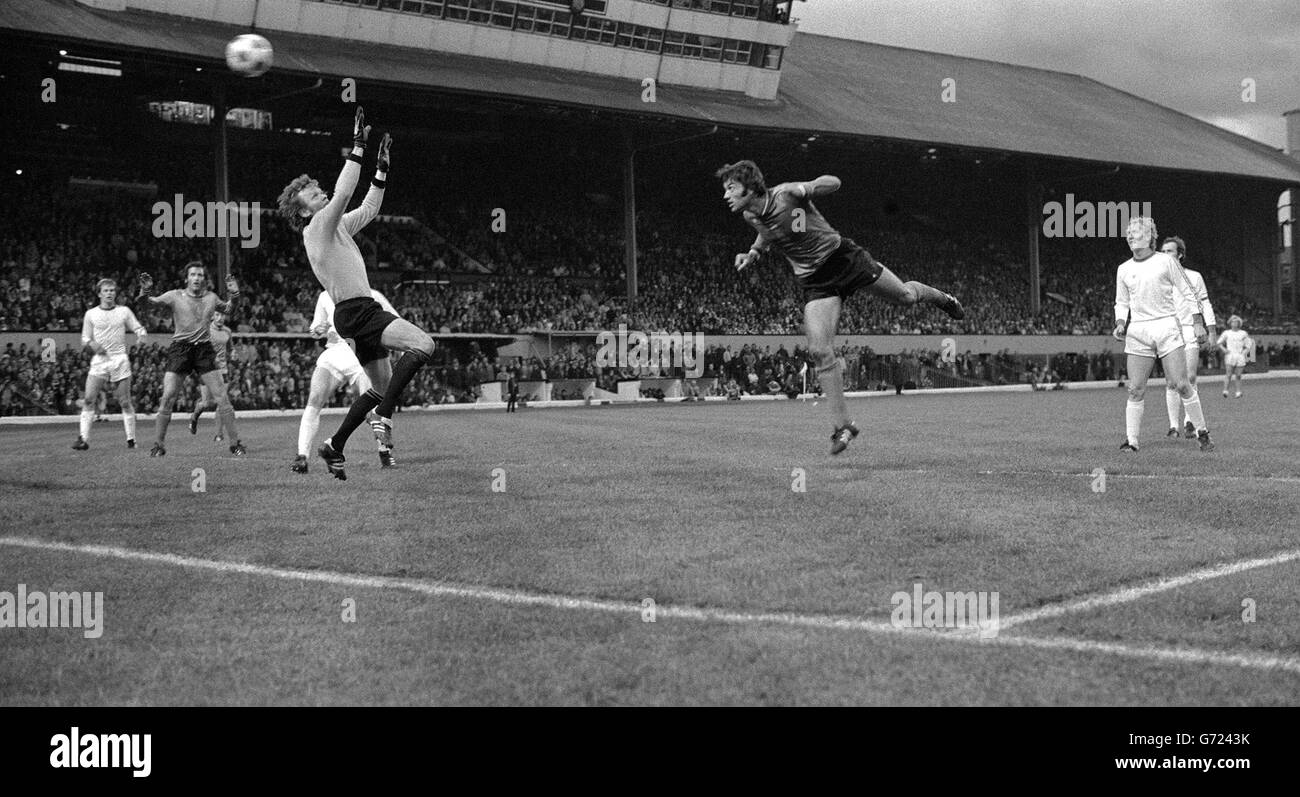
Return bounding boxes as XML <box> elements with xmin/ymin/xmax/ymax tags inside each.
<box><xmin>2</xmin><ymin>536</ymin><xmax>1298</xmax><ymax>676</ymax></box>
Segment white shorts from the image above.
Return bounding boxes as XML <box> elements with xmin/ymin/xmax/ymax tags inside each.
<box><xmin>1224</xmin><ymin>353</ymin><xmax>1247</xmax><ymax>368</ymax></box>
<box><xmin>317</xmin><ymin>343</ymin><xmax>370</xmax><ymax>390</ymax></box>
<box><xmin>1125</xmin><ymin>318</ymin><xmax>1184</xmax><ymax>359</ymax></box>
<box><xmin>88</xmin><ymin>353</ymin><xmax>131</xmax><ymax>383</ymax></box>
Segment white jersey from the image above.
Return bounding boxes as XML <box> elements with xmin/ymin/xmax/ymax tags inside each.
<box><xmin>81</xmin><ymin>305</ymin><xmax>145</xmax><ymax>357</ymax></box>
<box><xmin>1176</xmin><ymin>268</ymin><xmax>1216</xmax><ymax>328</ymax></box>
<box><xmin>1218</xmin><ymin>329</ymin><xmax>1251</xmax><ymax>358</ymax></box>
<box><xmin>311</xmin><ymin>289</ymin><xmax>398</xmax><ymax>348</ymax></box>
<box><xmin>1115</xmin><ymin>252</ymin><xmax>1199</xmax><ymax>324</ymax></box>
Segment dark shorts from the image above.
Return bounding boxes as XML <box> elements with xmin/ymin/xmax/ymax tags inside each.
<box><xmin>797</xmin><ymin>237</ymin><xmax>884</xmax><ymax>303</ymax></box>
<box><xmin>166</xmin><ymin>340</ymin><xmax>219</xmax><ymax>376</ymax></box>
<box><xmin>333</xmin><ymin>296</ymin><xmax>397</xmax><ymax>365</ymax></box>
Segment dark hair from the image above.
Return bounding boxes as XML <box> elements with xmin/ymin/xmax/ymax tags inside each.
<box><xmin>277</xmin><ymin>174</ymin><xmax>316</xmax><ymax>231</ymax></box>
<box><xmin>1161</xmin><ymin>236</ymin><xmax>1186</xmax><ymax>257</ymax></box>
<box><xmin>715</xmin><ymin>160</ymin><xmax>767</xmax><ymax>195</ymax></box>
<box><xmin>183</xmin><ymin>261</ymin><xmax>206</xmax><ymax>279</ymax></box>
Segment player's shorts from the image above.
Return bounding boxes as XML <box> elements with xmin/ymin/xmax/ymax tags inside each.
<box><xmin>1124</xmin><ymin>317</ymin><xmax>1184</xmax><ymax>359</ymax></box>
<box><xmin>88</xmin><ymin>352</ymin><xmax>131</xmax><ymax>383</ymax></box>
<box><xmin>332</xmin><ymin>297</ymin><xmax>397</xmax><ymax>365</ymax></box>
<box><xmin>165</xmin><ymin>340</ymin><xmax>219</xmax><ymax>375</ymax></box>
<box><xmin>1224</xmin><ymin>353</ymin><xmax>1247</xmax><ymax>368</ymax></box>
<box><xmin>796</xmin><ymin>237</ymin><xmax>884</xmax><ymax>303</ymax></box>
<box><xmin>316</xmin><ymin>342</ymin><xmax>370</xmax><ymax>390</ymax></box>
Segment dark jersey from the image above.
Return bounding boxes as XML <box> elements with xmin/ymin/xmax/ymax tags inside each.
<box><xmin>743</xmin><ymin>183</ymin><xmax>842</xmax><ymax>278</ymax></box>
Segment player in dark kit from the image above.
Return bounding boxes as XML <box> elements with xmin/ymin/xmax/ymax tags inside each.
<box><xmin>277</xmin><ymin>107</ymin><xmax>435</xmax><ymax>479</ymax></box>
<box><xmin>717</xmin><ymin>160</ymin><xmax>964</xmax><ymax>454</ymax></box>
<box><xmin>137</xmin><ymin>262</ymin><xmax>245</xmax><ymax>457</ymax></box>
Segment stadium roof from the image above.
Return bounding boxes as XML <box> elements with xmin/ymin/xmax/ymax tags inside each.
<box><xmin>5</xmin><ymin>0</ymin><xmax>1300</xmax><ymax>183</ymax></box>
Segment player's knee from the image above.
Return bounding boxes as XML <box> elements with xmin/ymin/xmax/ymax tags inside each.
<box><xmin>1126</xmin><ymin>385</ymin><xmax>1145</xmax><ymax>401</ymax></box>
<box><xmin>414</xmin><ymin>334</ymin><xmax>435</xmax><ymax>359</ymax></box>
<box><xmin>899</xmin><ymin>282</ymin><xmax>920</xmax><ymax>305</ymax></box>
<box><xmin>809</xmin><ymin>344</ymin><xmax>835</xmax><ymax>368</ymax></box>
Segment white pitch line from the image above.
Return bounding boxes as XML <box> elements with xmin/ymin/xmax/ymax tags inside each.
<box><xmin>2</xmin><ymin>536</ymin><xmax>1299</xmax><ymax>676</ymax></box>
<box><xmin>974</xmin><ymin>469</ymin><xmax>1300</xmax><ymax>484</ymax></box>
<box><xmin>998</xmin><ymin>548</ymin><xmax>1300</xmax><ymax>631</ymax></box>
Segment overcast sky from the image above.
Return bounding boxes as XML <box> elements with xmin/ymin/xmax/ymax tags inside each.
<box><xmin>791</xmin><ymin>0</ymin><xmax>1299</xmax><ymax>150</ymax></box>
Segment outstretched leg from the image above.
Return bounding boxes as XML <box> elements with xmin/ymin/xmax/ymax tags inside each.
<box><xmin>866</xmin><ymin>265</ymin><xmax>964</xmax><ymax>319</ymax></box>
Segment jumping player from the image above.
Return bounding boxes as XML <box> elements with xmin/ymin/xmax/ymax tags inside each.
<box><xmin>1217</xmin><ymin>315</ymin><xmax>1251</xmax><ymax>398</ymax></box>
<box><xmin>189</xmin><ymin>309</ymin><xmax>234</xmax><ymax>441</ymax></box>
<box><xmin>73</xmin><ymin>278</ymin><xmax>147</xmax><ymax>450</ymax></box>
<box><xmin>718</xmin><ymin>160</ymin><xmax>964</xmax><ymax>454</ymax></box>
<box><xmin>277</xmin><ymin>107</ymin><xmax>435</xmax><ymax>479</ymax></box>
<box><xmin>1158</xmin><ymin>237</ymin><xmax>1216</xmax><ymax>438</ymax></box>
<box><xmin>1113</xmin><ymin>217</ymin><xmax>1213</xmax><ymax>452</ymax></box>
<box><xmin>136</xmin><ymin>262</ymin><xmax>246</xmax><ymax>457</ymax></box>
<box><xmin>292</xmin><ymin>288</ymin><xmax>400</xmax><ymax>474</ymax></box>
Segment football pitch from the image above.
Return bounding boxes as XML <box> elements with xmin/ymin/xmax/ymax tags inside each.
<box><xmin>2</xmin><ymin>378</ymin><xmax>1298</xmax><ymax>706</ymax></box>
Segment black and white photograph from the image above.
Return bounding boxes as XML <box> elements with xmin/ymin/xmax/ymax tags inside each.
<box><xmin>1</xmin><ymin>0</ymin><xmax>1297</xmax><ymax>743</ymax></box>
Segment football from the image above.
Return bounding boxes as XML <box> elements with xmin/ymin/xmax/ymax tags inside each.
<box><xmin>225</xmin><ymin>33</ymin><xmax>273</xmax><ymax>77</ymax></box>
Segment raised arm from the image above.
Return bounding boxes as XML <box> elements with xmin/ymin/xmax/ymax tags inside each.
<box><xmin>343</xmin><ymin>133</ymin><xmax>390</xmax><ymax>236</ymax></box>
<box><xmin>793</xmin><ymin>175</ymin><xmax>842</xmax><ymax>198</ymax></box>
<box><xmin>315</xmin><ymin>106</ymin><xmax>372</xmax><ymax>233</ymax></box>
<box><xmin>216</xmin><ymin>274</ymin><xmax>241</xmax><ymax>315</ymax></box>
<box><xmin>135</xmin><ymin>273</ymin><xmax>168</xmax><ymax>305</ymax></box>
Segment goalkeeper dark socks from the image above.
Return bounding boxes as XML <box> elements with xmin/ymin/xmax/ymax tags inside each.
<box><xmin>375</xmin><ymin>349</ymin><xmax>432</xmax><ymax>420</ymax></box>
<box><xmin>331</xmin><ymin>389</ymin><xmax>382</xmax><ymax>453</ymax></box>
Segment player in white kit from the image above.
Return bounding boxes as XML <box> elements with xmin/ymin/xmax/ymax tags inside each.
<box><xmin>1158</xmin><ymin>237</ymin><xmax>1217</xmax><ymax>439</ymax></box>
<box><xmin>73</xmin><ymin>279</ymin><xmax>148</xmax><ymax>450</ymax></box>
<box><xmin>1217</xmin><ymin>315</ymin><xmax>1252</xmax><ymax>398</ymax></box>
<box><xmin>1112</xmin><ymin>217</ymin><xmax>1214</xmax><ymax>452</ymax></box>
<box><xmin>291</xmin><ymin>289</ymin><xmax>398</xmax><ymax>474</ymax></box>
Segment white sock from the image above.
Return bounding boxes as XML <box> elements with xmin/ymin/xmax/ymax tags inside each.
<box><xmin>1164</xmin><ymin>388</ymin><xmax>1181</xmax><ymax>429</ymax></box>
<box><xmin>299</xmin><ymin>406</ymin><xmax>321</xmax><ymax>457</ymax></box>
<box><xmin>123</xmin><ymin>413</ymin><xmax>136</xmax><ymax>441</ymax></box>
<box><xmin>1125</xmin><ymin>398</ymin><xmax>1143</xmax><ymax>446</ymax></box>
<box><xmin>1183</xmin><ymin>391</ymin><xmax>1206</xmax><ymax>432</ymax></box>
<box><xmin>80</xmin><ymin>407</ymin><xmax>94</xmax><ymax>440</ymax></box>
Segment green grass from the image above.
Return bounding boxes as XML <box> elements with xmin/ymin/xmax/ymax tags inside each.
<box><xmin>1</xmin><ymin>378</ymin><xmax>1298</xmax><ymax>705</ymax></box>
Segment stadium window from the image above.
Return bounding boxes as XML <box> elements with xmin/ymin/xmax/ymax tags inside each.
<box><xmin>661</xmin><ymin>30</ymin><xmax>683</xmax><ymax>56</ymax></box>
<box><xmin>445</xmin><ymin>0</ymin><xmax>469</xmax><ymax>20</ymax></box>
<box><xmin>467</xmin><ymin>0</ymin><xmax>492</xmax><ymax>24</ymax></box>
<box><xmin>707</xmin><ymin>0</ymin><xmax>731</xmax><ymax>14</ymax></box>
<box><xmin>359</xmin><ymin>0</ymin><xmax>379</xmax><ymax>7</ymax></box>
<box><xmin>616</xmin><ymin>22</ymin><xmax>633</xmax><ymax>48</ymax></box>
<box><xmin>378</xmin><ymin>0</ymin><xmax>403</xmax><ymax>10</ymax></box>
<box><xmin>515</xmin><ymin>3</ymin><xmax>536</xmax><ymax>30</ymax></box>
<box><xmin>421</xmin><ymin>0</ymin><xmax>445</xmax><ymax>15</ymax></box>
<box><xmin>400</xmin><ymin>0</ymin><xmax>423</xmax><ymax>12</ymax></box>
<box><xmin>723</xmin><ymin>40</ymin><xmax>750</xmax><ymax>63</ymax></box>
<box><xmin>634</xmin><ymin>26</ymin><xmax>662</xmax><ymax>52</ymax></box>
<box><xmin>550</xmin><ymin>9</ymin><xmax>571</xmax><ymax>37</ymax></box>
<box><xmin>700</xmin><ymin>35</ymin><xmax>723</xmax><ymax>61</ymax></box>
<box><xmin>681</xmin><ymin>33</ymin><xmax>702</xmax><ymax>59</ymax></box>
<box><xmin>490</xmin><ymin>0</ymin><xmax>514</xmax><ymax>27</ymax></box>
<box><xmin>762</xmin><ymin>43</ymin><xmax>782</xmax><ymax>69</ymax></box>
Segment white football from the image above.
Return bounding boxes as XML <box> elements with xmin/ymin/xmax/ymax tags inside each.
<box><xmin>225</xmin><ymin>33</ymin><xmax>274</xmax><ymax>77</ymax></box>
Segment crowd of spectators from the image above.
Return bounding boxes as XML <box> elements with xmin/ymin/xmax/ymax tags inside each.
<box><xmin>3</xmin><ymin>174</ymin><xmax>1298</xmax><ymax>416</ymax></box>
